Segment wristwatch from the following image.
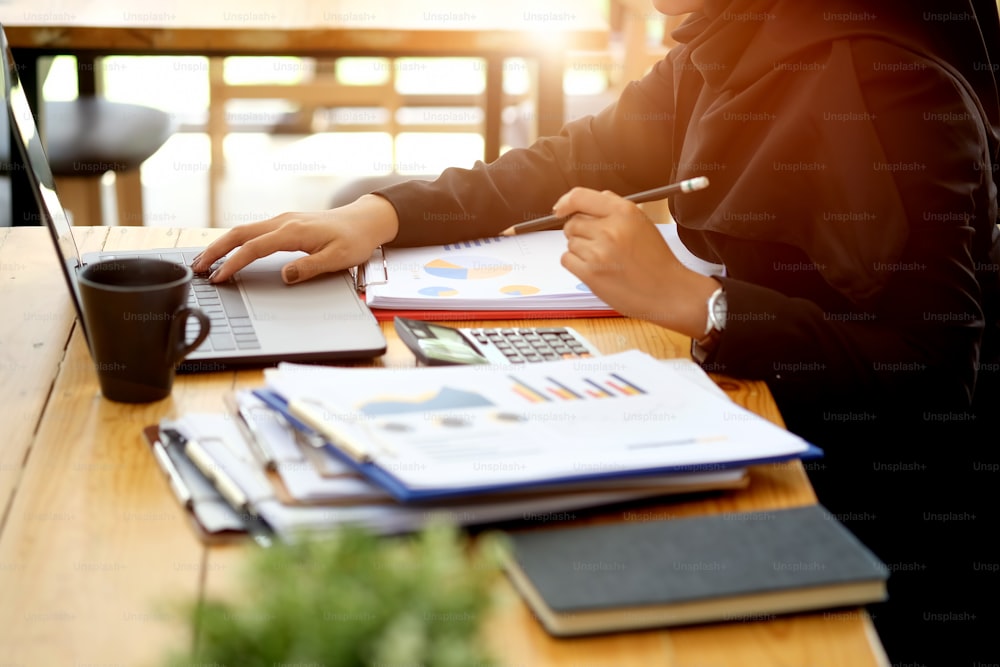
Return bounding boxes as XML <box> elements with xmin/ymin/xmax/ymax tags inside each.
<box><xmin>692</xmin><ymin>283</ymin><xmax>727</xmax><ymax>363</ymax></box>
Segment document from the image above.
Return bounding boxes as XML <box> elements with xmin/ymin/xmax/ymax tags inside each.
<box><xmin>261</xmin><ymin>351</ymin><xmax>817</xmax><ymax>502</ymax></box>
<box><xmin>358</xmin><ymin>224</ymin><xmax>723</xmax><ymax>312</ymax></box>
<box><xmin>163</xmin><ymin>409</ymin><xmax>747</xmax><ymax>540</ymax></box>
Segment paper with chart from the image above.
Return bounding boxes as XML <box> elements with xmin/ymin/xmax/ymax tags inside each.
<box><xmin>364</xmin><ymin>230</ymin><xmax>607</xmax><ymax>310</ymax></box>
<box><xmin>264</xmin><ymin>351</ymin><xmax>812</xmax><ymax>493</ymax></box>
<box><xmin>166</xmin><ymin>408</ymin><xmax>747</xmax><ymax>538</ymax></box>
<box><xmin>362</xmin><ymin>224</ymin><xmax>724</xmax><ymax>311</ymax></box>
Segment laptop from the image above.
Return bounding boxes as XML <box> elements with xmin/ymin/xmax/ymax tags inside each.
<box><xmin>1</xmin><ymin>27</ymin><xmax>387</xmax><ymax>370</ymax></box>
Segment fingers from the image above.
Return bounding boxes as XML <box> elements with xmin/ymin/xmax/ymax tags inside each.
<box><xmin>190</xmin><ymin>217</ymin><xmax>285</xmax><ymax>273</ymax></box>
<box><xmin>563</xmin><ymin>234</ymin><xmax>628</xmax><ymax>283</ymax></box>
<box><xmin>194</xmin><ymin>213</ymin><xmax>343</xmax><ymax>284</ymax></box>
<box><xmin>552</xmin><ymin>187</ymin><xmax>620</xmax><ymax>220</ymax></box>
<box><xmin>555</xmin><ymin>187</ymin><xmax>646</xmax><ymax>240</ymax></box>
<box><xmin>280</xmin><ymin>249</ymin><xmax>349</xmax><ymax>284</ymax></box>
<box><xmin>560</xmin><ymin>248</ymin><xmax>591</xmax><ymax>286</ymax></box>
<box><xmin>206</xmin><ymin>221</ymin><xmax>316</xmax><ymax>283</ymax></box>
<box><xmin>564</xmin><ymin>234</ymin><xmax>597</xmax><ymax>265</ymax></box>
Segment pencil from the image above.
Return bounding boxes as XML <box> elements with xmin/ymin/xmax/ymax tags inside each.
<box><xmin>498</xmin><ymin>176</ymin><xmax>710</xmax><ymax>236</ymax></box>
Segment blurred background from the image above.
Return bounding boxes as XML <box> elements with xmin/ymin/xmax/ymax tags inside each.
<box><xmin>34</xmin><ymin>0</ymin><xmax>677</xmax><ymax>227</ymax></box>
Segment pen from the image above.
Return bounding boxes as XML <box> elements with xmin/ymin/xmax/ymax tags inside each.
<box><xmin>288</xmin><ymin>398</ymin><xmax>374</xmax><ymax>464</ymax></box>
<box><xmin>152</xmin><ymin>436</ymin><xmax>193</xmax><ymax>508</ymax></box>
<box><xmin>185</xmin><ymin>437</ymin><xmax>275</xmax><ymax>548</ymax></box>
<box><xmin>498</xmin><ymin>176</ymin><xmax>710</xmax><ymax>236</ymax></box>
<box><xmin>235</xmin><ymin>404</ymin><xmax>278</xmax><ymax>471</ymax></box>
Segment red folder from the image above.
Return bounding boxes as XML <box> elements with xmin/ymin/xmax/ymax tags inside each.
<box><xmin>367</xmin><ymin>306</ymin><xmax>621</xmax><ymax>322</ymax></box>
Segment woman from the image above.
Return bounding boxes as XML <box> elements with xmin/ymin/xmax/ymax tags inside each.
<box><xmin>195</xmin><ymin>1</ymin><xmax>999</xmax><ymax>661</ymax></box>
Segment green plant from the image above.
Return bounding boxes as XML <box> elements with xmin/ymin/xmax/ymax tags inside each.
<box><xmin>165</xmin><ymin>521</ymin><xmax>504</xmax><ymax>667</ymax></box>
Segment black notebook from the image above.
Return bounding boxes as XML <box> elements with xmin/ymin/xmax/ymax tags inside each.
<box><xmin>501</xmin><ymin>504</ymin><xmax>888</xmax><ymax>636</ymax></box>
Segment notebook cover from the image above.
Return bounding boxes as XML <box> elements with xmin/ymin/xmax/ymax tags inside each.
<box><xmin>503</xmin><ymin>504</ymin><xmax>888</xmax><ymax>632</ymax></box>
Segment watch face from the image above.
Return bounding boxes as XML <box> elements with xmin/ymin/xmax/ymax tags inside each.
<box><xmin>711</xmin><ymin>290</ymin><xmax>727</xmax><ymax>328</ymax></box>
<box><xmin>714</xmin><ymin>296</ymin><xmax>727</xmax><ymax>319</ymax></box>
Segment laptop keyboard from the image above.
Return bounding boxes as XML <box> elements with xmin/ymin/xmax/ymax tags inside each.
<box><xmin>100</xmin><ymin>251</ymin><xmax>261</xmax><ymax>352</ymax></box>
<box><xmin>188</xmin><ymin>267</ymin><xmax>261</xmax><ymax>353</ymax></box>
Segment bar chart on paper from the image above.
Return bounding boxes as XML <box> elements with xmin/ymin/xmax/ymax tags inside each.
<box><xmin>510</xmin><ymin>372</ymin><xmax>648</xmax><ymax>403</ymax></box>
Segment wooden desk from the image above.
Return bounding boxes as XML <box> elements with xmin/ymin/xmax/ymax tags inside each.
<box><xmin>0</xmin><ymin>226</ymin><xmax>888</xmax><ymax>666</ymax></box>
<box><xmin>0</xmin><ymin>0</ymin><xmax>609</xmax><ymax>225</ymax></box>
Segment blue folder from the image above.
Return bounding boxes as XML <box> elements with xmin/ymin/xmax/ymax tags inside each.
<box><xmin>252</xmin><ymin>388</ymin><xmax>823</xmax><ymax>504</ymax></box>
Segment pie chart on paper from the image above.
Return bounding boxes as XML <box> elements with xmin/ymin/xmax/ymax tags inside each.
<box><xmin>424</xmin><ymin>256</ymin><xmax>513</xmax><ymax>280</ymax></box>
<box><xmin>418</xmin><ymin>286</ymin><xmax>460</xmax><ymax>297</ymax></box>
<box><xmin>500</xmin><ymin>285</ymin><xmax>541</xmax><ymax>296</ymax></box>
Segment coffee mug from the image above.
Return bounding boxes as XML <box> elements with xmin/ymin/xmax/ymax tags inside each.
<box><xmin>78</xmin><ymin>257</ymin><xmax>211</xmax><ymax>403</ymax></box>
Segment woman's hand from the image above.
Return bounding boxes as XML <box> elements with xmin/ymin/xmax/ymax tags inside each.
<box><xmin>555</xmin><ymin>187</ymin><xmax>718</xmax><ymax>339</ymax></box>
<box><xmin>190</xmin><ymin>194</ymin><xmax>400</xmax><ymax>284</ymax></box>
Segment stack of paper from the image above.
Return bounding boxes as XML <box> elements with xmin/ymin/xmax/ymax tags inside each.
<box><xmin>363</xmin><ymin>231</ymin><xmax>611</xmax><ymax>311</ymax></box>
<box><xmin>147</xmin><ymin>391</ymin><xmax>750</xmax><ymax>543</ymax></box>
<box><xmin>145</xmin><ymin>351</ymin><xmax>819</xmax><ymax>542</ymax></box>
<box><xmin>360</xmin><ymin>225</ymin><xmax>724</xmax><ymax>313</ymax></box>
<box><xmin>259</xmin><ymin>351</ymin><xmax>818</xmax><ymax>503</ymax></box>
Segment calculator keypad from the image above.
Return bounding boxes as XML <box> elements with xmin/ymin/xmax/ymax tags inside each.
<box><xmin>467</xmin><ymin>327</ymin><xmax>594</xmax><ymax>364</ymax></box>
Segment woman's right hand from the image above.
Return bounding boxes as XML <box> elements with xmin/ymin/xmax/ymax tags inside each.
<box><xmin>190</xmin><ymin>194</ymin><xmax>400</xmax><ymax>284</ymax></box>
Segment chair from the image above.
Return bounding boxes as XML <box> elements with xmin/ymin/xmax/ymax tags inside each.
<box><xmin>43</xmin><ymin>57</ymin><xmax>175</xmax><ymax>226</ymax></box>
<box><xmin>209</xmin><ymin>56</ymin><xmax>524</xmax><ymax>226</ymax></box>
<box><xmin>325</xmin><ymin>4</ymin><xmax>675</xmax><ymax>213</ymax></box>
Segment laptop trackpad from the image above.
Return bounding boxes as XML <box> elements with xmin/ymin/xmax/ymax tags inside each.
<box><xmin>237</xmin><ymin>270</ymin><xmax>361</xmax><ymax>321</ymax></box>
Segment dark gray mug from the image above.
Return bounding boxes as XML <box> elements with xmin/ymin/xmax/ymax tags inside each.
<box><xmin>78</xmin><ymin>257</ymin><xmax>210</xmax><ymax>403</ymax></box>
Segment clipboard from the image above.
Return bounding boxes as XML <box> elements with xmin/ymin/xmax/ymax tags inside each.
<box><xmin>351</xmin><ymin>244</ymin><xmax>389</xmax><ymax>293</ymax></box>
<box><xmin>143</xmin><ymin>413</ymin><xmax>751</xmax><ymax>541</ymax></box>
<box><xmin>140</xmin><ymin>425</ymin><xmax>264</xmax><ymax>545</ymax></box>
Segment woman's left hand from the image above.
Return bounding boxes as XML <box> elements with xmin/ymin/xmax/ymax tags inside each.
<box><xmin>555</xmin><ymin>187</ymin><xmax>718</xmax><ymax>339</ymax></box>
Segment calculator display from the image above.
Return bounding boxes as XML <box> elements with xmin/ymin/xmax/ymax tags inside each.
<box><xmin>415</xmin><ymin>322</ymin><xmax>490</xmax><ymax>364</ymax></box>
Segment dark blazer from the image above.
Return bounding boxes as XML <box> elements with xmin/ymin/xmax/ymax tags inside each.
<box><xmin>378</xmin><ymin>2</ymin><xmax>1000</xmax><ymax>445</ymax></box>
<box><xmin>375</xmin><ymin>4</ymin><xmax>1000</xmax><ymax>659</ymax></box>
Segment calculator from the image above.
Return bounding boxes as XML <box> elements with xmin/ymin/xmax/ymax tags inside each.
<box><xmin>393</xmin><ymin>317</ymin><xmax>601</xmax><ymax>365</ymax></box>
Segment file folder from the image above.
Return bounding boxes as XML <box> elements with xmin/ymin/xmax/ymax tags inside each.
<box><xmin>254</xmin><ymin>351</ymin><xmax>821</xmax><ymax>504</ymax></box>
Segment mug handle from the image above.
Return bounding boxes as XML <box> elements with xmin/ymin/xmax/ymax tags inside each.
<box><xmin>171</xmin><ymin>307</ymin><xmax>212</xmax><ymax>363</ymax></box>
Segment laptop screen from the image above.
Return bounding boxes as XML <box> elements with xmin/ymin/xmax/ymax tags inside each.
<box><xmin>2</xmin><ymin>24</ymin><xmax>387</xmax><ymax>367</ymax></box>
<box><xmin>2</xmin><ymin>25</ymin><xmax>90</xmax><ymax>334</ymax></box>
